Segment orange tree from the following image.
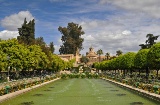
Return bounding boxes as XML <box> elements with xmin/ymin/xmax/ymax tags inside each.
<box><xmin>147</xmin><ymin>42</ymin><xmax>160</xmax><ymax>78</ymax></box>
<box><xmin>134</xmin><ymin>49</ymin><xmax>149</xmax><ymax>76</ymax></box>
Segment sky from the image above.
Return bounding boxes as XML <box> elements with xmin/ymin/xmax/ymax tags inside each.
<box><xmin>1</xmin><ymin>0</ymin><xmax>160</xmax><ymax>56</ymax></box>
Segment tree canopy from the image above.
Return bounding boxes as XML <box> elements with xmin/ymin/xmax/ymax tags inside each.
<box><xmin>147</xmin><ymin>42</ymin><xmax>160</xmax><ymax>70</ymax></box>
<box><xmin>0</xmin><ymin>39</ymin><xmax>74</xmax><ymax>72</ymax></box>
<box><xmin>116</xmin><ymin>50</ymin><xmax>123</xmax><ymax>56</ymax></box>
<box><xmin>105</xmin><ymin>52</ymin><xmax>110</xmax><ymax>60</ymax></box>
<box><xmin>134</xmin><ymin>49</ymin><xmax>149</xmax><ymax>70</ymax></box>
<box><xmin>97</xmin><ymin>49</ymin><xmax>103</xmax><ymax>62</ymax></box>
<box><xmin>139</xmin><ymin>33</ymin><xmax>159</xmax><ymax>49</ymax></box>
<box><xmin>80</xmin><ymin>55</ymin><xmax>89</xmax><ymax>64</ymax></box>
<box><xmin>17</xmin><ymin>18</ymin><xmax>35</xmax><ymax>45</ymax></box>
<box><xmin>58</xmin><ymin>22</ymin><xmax>85</xmax><ymax>55</ymax></box>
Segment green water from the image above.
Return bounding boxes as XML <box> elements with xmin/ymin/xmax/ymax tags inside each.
<box><xmin>1</xmin><ymin>79</ymin><xmax>159</xmax><ymax>105</ymax></box>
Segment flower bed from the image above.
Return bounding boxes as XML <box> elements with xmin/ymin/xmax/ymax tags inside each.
<box><xmin>0</xmin><ymin>75</ymin><xmax>57</xmax><ymax>96</ymax></box>
<box><xmin>105</xmin><ymin>76</ymin><xmax>160</xmax><ymax>95</ymax></box>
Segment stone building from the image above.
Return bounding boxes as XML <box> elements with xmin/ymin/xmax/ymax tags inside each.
<box><xmin>86</xmin><ymin>46</ymin><xmax>105</xmax><ymax>65</ymax></box>
<box><xmin>58</xmin><ymin>49</ymin><xmax>81</xmax><ymax>67</ymax></box>
<box><xmin>58</xmin><ymin>46</ymin><xmax>109</xmax><ymax>66</ymax></box>
<box><xmin>58</xmin><ymin>54</ymin><xmax>74</xmax><ymax>61</ymax></box>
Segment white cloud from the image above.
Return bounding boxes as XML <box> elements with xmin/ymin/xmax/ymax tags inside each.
<box><xmin>122</xmin><ymin>30</ymin><xmax>131</xmax><ymax>35</ymax></box>
<box><xmin>0</xmin><ymin>30</ymin><xmax>19</xmax><ymax>40</ymax></box>
<box><xmin>0</xmin><ymin>11</ymin><xmax>34</xmax><ymax>41</ymax></box>
<box><xmin>76</xmin><ymin>10</ymin><xmax>160</xmax><ymax>55</ymax></box>
<box><xmin>100</xmin><ymin>0</ymin><xmax>160</xmax><ymax>18</ymax></box>
<box><xmin>1</xmin><ymin>11</ymin><xmax>34</xmax><ymax>31</ymax></box>
<box><xmin>54</xmin><ymin>44</ymin><xmax>60</xmax><ymax>54</ymax></box>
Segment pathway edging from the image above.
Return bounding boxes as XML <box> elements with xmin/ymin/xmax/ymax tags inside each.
<box><xmin>102</xmin><ymin>78</ymin><xmax>160</xmax><ymax>102</ymax></box>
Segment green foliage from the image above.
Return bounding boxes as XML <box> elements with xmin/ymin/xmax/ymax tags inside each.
<box><xmin>139</xmin><ymin>33</ymin><xmax>159</xmax><ymax>49</ymax></box>
<box><xmin>134</xmin><ymin>49</ymin><xmax>149</xmax><ymax>69</ymax></box>
<box><xmin>0</xmin><ymin>39</ymin><xmax>63</xmax><ymax>73</ymax></box>
<box><xmin>114</xmin><ymin>55</ymin><xmax>124</xmax><ymax>70</ymax></box>
<box><xmin>17</xmin><ymin>18</ymin><xmax>35</xmax><ymax>45</ymax></box>
<box><xmin>116</xmin><ymin>50</ymin><xmax>123</xmax><ymax>56</ymax></box>
<box><xmin>147</xmin><ymin>42</ymin><xmax>160</xmax><ymax>69</ymax></box>
<box><xmin>94</xmin><ymin>52</ymin><xmax>136</xmax><ymax>71</ymax></box>
<box><xmin>80</xmin><ymin>55</ymin><xmax>89</xmax><ymax>64</ymax></box>
<box><xmin>119</xmin><ymin>52</ymin><xmax>136</xmax><ymax>70</ymax></box>
<box><xmin>60</xmin><ymin>73</ymin><xmax>99</xmax><ymax>79</ymax></box>
<box><xmin>58</xmin><ymin>22</ymin><xmax>85</xmax><ymax>55</ymax></box>
<box><xmin>97</xmin><ymin>49</ymin><xmax>103</xmax><ymax>56</ymax></box>
<box><xmin>8</xmin><ymin>44</ymin><xmax>29</xmax><ymax>70</ymax></box>
<box><xmin>97</xmin><ymin>49</ymin><xmax>103</xmax><ymax>62</ymax></box>
<box><xmin>0</xmin><ymin>50</ymin><xmax>7</xmax><ymax>71</ymax></box>
<box><xmin>0</xmin><ymin>39</ymin><xmax>19</xmax><ymax>71</ymax></box>
<box><xmin>105</xmin><ymin>52</ymin><xmax>110</xmax><ymax>60</ymax></box>
<box><xmin>94</xmin><ymin>62</ymin><xmax>100</xmax><ymax>70</ymax></box>
<box><xmin>49</xmin><ymin>42</ymin><xmax>55</xmax><ymax>53</ymax></box>
<box><xmin>146</xmin><ymin>34</ymin><xmax>159</xmax><ymax>48</ymax></box>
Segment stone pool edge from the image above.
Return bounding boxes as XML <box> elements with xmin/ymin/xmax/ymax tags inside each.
<box><xmin>0</xmin><ymin>78</ymin><xmax>60</xmax><ymax>103</ymax></box>
<box><xmin>102</xmin><ymin>78</ymin><xmax>160</xmax><ymax>102</ymax></box>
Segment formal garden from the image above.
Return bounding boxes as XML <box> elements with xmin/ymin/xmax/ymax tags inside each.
<box><xmin>93</xmin><ymin>42</ymin><xmax>160</xmax><ymax>95</ymax></box>
<box><xmin>1</xmin><ymin>78</ymin><xmax>160</xmax><ymax>105</ymax></box>
<box><xmin>0</xmin><ymin>20</ymin><xmax>160</xmax><ymax>104</ymax></box>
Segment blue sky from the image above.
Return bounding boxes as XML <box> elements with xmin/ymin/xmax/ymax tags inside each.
<box><xmin>1</xmin><ymin>0</ymin><xmax>160</xmax><ymax>55</ymax></box>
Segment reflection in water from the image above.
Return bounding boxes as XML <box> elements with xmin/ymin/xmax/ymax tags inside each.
<box><xmin>20</xmin><ymin>101</ymin><xmax>34</xmax><ymax>105</ymax></box>
<box><xmin>130</xmin><ymin>102</ymin><xmax>144</xmax><ymax>105</ymax></box>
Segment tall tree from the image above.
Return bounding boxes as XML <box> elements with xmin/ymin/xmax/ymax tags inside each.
<box><xmin>116</xmin><ymin>50</ymin><xmax>123</xmax><ymax>56</ymax></box>
<box><xmin>49</xmin><ymin>42</ymin><xmax>55</xmax><ymax>53</ymax></box>
<box><xmin>17</xmin><ymin>18</ymin><xmax>35</xmax><ymax>45</ymax></box>
<box><xmin>58</xmin><ymin>22</ymin><xmax>85</xmax><ymax>55</ymax></box>
<box><xmin>34</xmin><ymin>37</ymin><xmax>45</xmax><ymax>46</ymax></box>
<box><xmin>139</xmin><ymin>33</ymin><xmax>159</xmax><ymax>49</ymax></box>
<box><xmin>35</xmin><ymin>37</ymin><xmax>50</xmax><ymax>56</ymax></box>
<box><xmin>97</xmin><ymin>49</ymin><xmax>103</xmax><ymax>62</ymax></box>
<box><xmin>105</xmin><ymin>52</ymin><xmax>110</xmax><ymax>60</ymax></box>
<box><xmin>146</xmin><ymin>34</ymin><xmax>159</xmax><ymax>48</ymax></box>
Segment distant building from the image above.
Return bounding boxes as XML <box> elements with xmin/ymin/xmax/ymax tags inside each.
<box><xmin>58</xmin><ymin>54</ymin><xmax>74</xmax><ymax>61</ymax></box>
<box><xmin>86</xmin><ymin>46</ymin><xmax>105</xmax><ymax>65</ymax></box>
<box><xmin>58</xmin><ymin>46</ymin><xmax>113</xmax><ymax>66</ymax></box>
<box><xmin>58</xmin><ymin>49</ymin><xmax>81</xmax><ymax>67</ymax></box>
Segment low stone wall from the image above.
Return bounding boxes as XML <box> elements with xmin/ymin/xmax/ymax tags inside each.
<box><xmin>102</xmin><ymin>78</ymin><xmax>160</xmax><ymax>102</ymax></box>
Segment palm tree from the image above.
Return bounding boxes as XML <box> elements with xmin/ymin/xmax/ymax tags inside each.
<box><xmin>97</xmin><ymin>49</ymin><xmax>103</xmax><ymax>62</ymax></box>
<box><xmin>116</xmin><ymin>50</ymin><xmax>123</xmax><ymax>56</ymax></box>
<box><xmin>105</xmin><ymin>52</ymin><xmax>110</xmax><ymax>60</ymax></box>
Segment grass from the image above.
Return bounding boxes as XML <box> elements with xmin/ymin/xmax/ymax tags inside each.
<box><xmin>1</xmin><ymin>79</ymin><xmax>159</xmax><ymax>105</ymax></box>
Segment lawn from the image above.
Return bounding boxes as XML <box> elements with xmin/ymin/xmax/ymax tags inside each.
<box><xmin>1</xmin><ymin>79</ymin><xmax>159</xmax><ymax>105</ymax></box>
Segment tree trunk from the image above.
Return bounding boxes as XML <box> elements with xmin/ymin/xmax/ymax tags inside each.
<box><xmin>156</xmin><ymin>69</ymin><xmax>159</xmax><ymax>78</ymax></box>
<box><xmin>139</xmin><ymin>69</ymin><xmax>141</xmax><ymax>76</ymax></box>
<box><xmin>123</xmin><ymin>69</ymin><xmax>125</xmax><ymax>77</ymax></box>
<box><xmin>146</xmin><ymin>66</ymin><xmax>149</xmax><ymax>79</ymax></box>
<box><xmin>130</xmin><ymin>69</ymin><xmax>132</xmax><ymax>78</ymax></box>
